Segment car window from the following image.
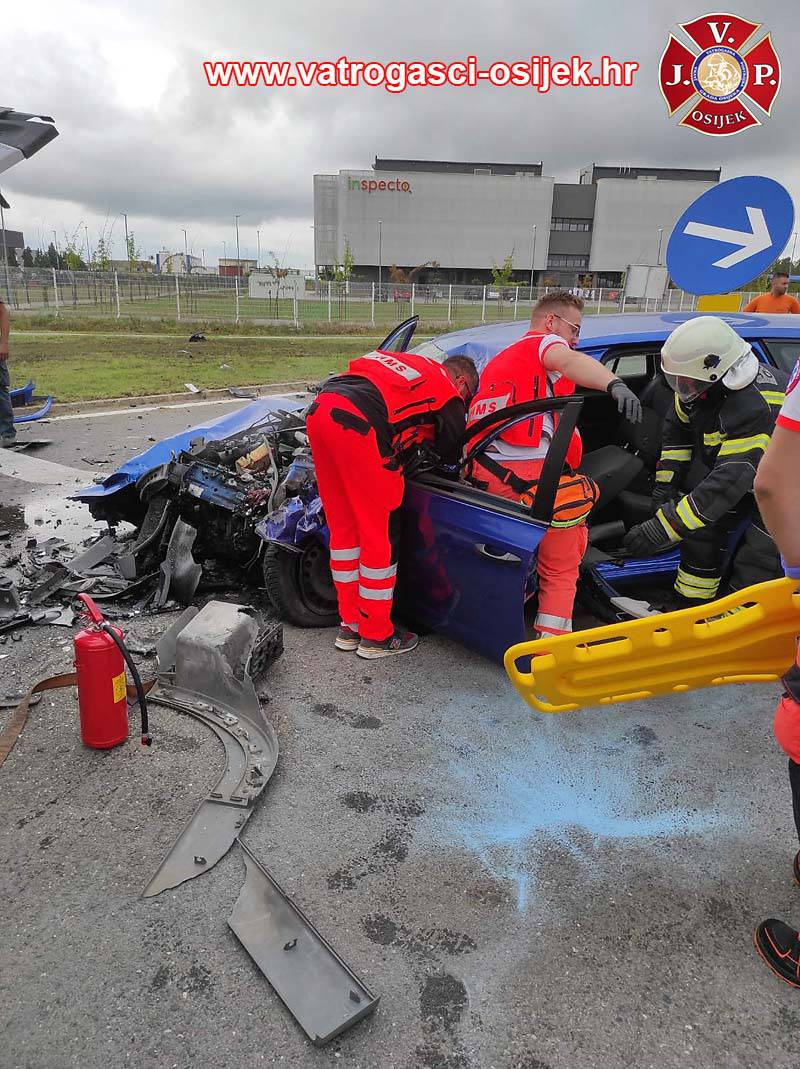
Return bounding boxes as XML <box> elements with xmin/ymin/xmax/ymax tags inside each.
<box><xmin>602</xmin><ymin>349</ymin><xmax>654</xmax><ymax>379</ymax></box>
<box><xmin>409</xmin><ymin>340</ymin><xmax>446</xmax><ymax>362</ymax></box>
<box><xmin>760</xmin><ymin>339</ymin><xmax>800</xmax><ymax>373</ymax></box>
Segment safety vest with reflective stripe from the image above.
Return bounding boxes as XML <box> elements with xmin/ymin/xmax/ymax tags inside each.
<box><xmin>466</xmin><ymin>331</ymin><xmax>583</xmax><ymax>468</ymax></box>
<box><xmin>345</xmin><ymin>349</ymin><xmax>460</xmax><ymax>436</ymax></box>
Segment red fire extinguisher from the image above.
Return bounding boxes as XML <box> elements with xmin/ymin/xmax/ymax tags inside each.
<box><xmin>73</xmin><ymin>594</ymin><xmax>151</xmax><ymax>749</ymax></box>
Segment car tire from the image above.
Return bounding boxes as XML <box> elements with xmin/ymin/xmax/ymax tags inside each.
<box><xmin>262</xmin><ymin>541</ymin><xmax>339</xmax><ymax>628</ymax></box>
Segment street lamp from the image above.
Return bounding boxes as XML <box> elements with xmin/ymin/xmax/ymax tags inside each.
<box><xmin>235</xmin><ymin>214</ymin><xmax>241</xmax><ymax>277</ymax></box>
<box><xmin>656</xmin><ymin>227</ymin><xmax>665</xmax><ymax>266</ymax></box>
<box><xmin>121</xmin><ymin>211</ymin><xmax>130</xmax><ymax>267</ymax></box>
<box><xmin>182</xmin><ymin>228</ymin><xmax>190</xmax><ymax>274</ymax></box>
<box><xmin>256</xmin><ymin>229</ymin><xmax>261</xmax><ymax>270</ymax></box>
<box><xmin>84</xmin><ymin>224</ymin><xmax>91</xmax><ymax>267</ymax></box>
<box><xmin>378</xmin><ymin>219</ymin><xmax>382</xmax><ymax>297</ymax></box>
<box><xmin>529</xmin><ymin>224</ymin><xmax>537</xmax><ymax>301</ymax></box>
<box><xmin>790</xmin><ymin>230</ymin><xmax>799</xmax><ymax>271</ymax></box>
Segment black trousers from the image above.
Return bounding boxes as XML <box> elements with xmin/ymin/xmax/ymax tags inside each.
<box><xmin>790</xmin><ymin>759</ymin><xmax>800</xmax><ymax>847</ymax></box>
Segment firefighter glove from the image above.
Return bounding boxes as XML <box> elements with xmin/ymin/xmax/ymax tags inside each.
<box><xmin>607</xmin><ymin>378</ymin><xmax>643</xmax><ymax>424</ymax></box>
<box><xmin>623</xmin><ymin>514</ymin><xmax>678</xmax><ymax>556</ymax></box>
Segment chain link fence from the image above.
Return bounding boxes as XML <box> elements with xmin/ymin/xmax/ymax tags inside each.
<box><xmin>1</xmin><ymin>266</ymin><xmax>758</xmax><ymax>330</ymax></box>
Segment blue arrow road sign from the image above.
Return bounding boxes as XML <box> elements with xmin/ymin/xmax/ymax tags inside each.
<box><xmin>666</xmin><ymin>176</ymin><xmax>794</xmax><ymax>295</ymax></box>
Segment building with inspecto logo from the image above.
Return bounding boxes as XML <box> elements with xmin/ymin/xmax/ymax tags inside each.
<box><xmin>313</xmin><ymin>158</ymin><xmax>720</xmax><ymax>287</ymax></box>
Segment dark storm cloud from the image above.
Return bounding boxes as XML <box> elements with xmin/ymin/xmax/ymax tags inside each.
<box><xmin>6</xmin><ymin>1</ymin><xmax>800</xmax><ymax>246</ymax></box>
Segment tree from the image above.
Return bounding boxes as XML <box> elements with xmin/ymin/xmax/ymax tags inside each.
<box><xmin>33</xmin><ymin>248</ymin><xmax>48</xmax><ymax>268</ymax></box>
<box><xmin>387</xmin><ymin>259</ymin><xmax>438</xmax><ymax>284</ymax></box>
<box><xmin>93</xmin><ymin>235</ymin><xmax>111</xmax><ymax>272</ymax></box>
<box><xmin>46</xmin><ymin>242</ymin><xmax>59</xmax><ymax>269</ymax></box>
<box><xmin>491</xmin><ymin>253</ymin><xmax>515</xmax><ymax>289</ymax></box>
<box><xmin>126</xmin><ymin>230</ymin><xmax>141</xmax><ymax>265</ymax></box>
<box><xmin>22</xmin><ymin>247</ymin><xmax>34</xmax><ymax>267</ymax></box>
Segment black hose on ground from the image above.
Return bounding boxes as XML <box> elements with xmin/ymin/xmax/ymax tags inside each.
<box><xmin>101</xmin><ymin>623</ymin><xmax>151</xmax><ymax>745</ymax></box>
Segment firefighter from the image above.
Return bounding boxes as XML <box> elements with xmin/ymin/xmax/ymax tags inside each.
<box><xmin>751</xmin><ymin>357</ymin><xmax>800</xmax><ymax>987</ymax></box>
<box><xmin>464</xmin><ymin>290</ymin><xmax>642</xmax><ymax>638</ymax></box>
<box><xmin>306</xmin><ymin>348</ymin><xmax>478</xmax><ymax>659</ymax></box>
<box><xmin>623</xmin><ymin>317</ymin><xmax>786</xmax><ymax>600</ymax></box>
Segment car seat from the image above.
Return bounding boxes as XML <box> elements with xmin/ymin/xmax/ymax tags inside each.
<box><xmin>615</xmin><ymin>372</ymin><xmax>674</xmax><ymax>526</ymax></box>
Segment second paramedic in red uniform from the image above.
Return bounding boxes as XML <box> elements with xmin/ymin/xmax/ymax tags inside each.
<box><xmin>306</xmin><ymin>349</ymin><xmax>478</xmax><ymax>659</ymax></box>
<box><xmin>466</xmin><ymin>291</ymin><xmax>642</xmax><ymax>638</ymax></box>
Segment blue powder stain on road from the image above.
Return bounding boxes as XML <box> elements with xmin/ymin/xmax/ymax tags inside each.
<box><xmin>426</xmin><ymin>710</ymin><xmax>724</xmax><ymax>910</ymax></box>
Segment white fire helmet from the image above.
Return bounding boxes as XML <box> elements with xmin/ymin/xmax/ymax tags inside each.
<box><xmin>660</xmin><ymin>316</ymin><xmax>757</xmax><ymax>403</ymax></box>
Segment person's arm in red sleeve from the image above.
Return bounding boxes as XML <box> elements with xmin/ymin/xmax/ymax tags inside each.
<box><xmin>742</xmin><ymin>296</ymin><xmax>760</xmax><ymax>313</ymax></box>
<box><xmin>790</xmin><ymin>296</ymin><xmax>800</xmax><ymax>315</ymax></box>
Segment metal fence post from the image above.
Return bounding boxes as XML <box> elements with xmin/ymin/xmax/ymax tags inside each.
<box><xmin>679</xmin><ymin>290</ymin><xmax>685</xmax><ymax>311</ymax></box>
<box><xmin>293</xmin><ymin>295</ymin><xmax>299</xmax><ymax>328</ymax></box>
<box><xmin>371</xmin><ymin>281</ymin><xmax>375</xmax><ymax>326</ymax></box>
<box><xmin>481</xmin><ymin>285</ymin><xmax>486</xmax><ymax>324</ymax></box>
<box><xmin>597</xmin><ymin>289</ymin><xmax>602</xmax><ymax>313</ymax></box>
<box><xmin>175</xmin><ymin>273</ymin><xmax>181</xmax><ymax>320</ymax></box>
<box><xmin>327</xmin><ymin>281</ymin><xmax>332</xmax><ymax>322</ymax></box>
<box><xmin>513</xmin><ymin>288</ymin><xmax>518</xmax><ymax>319</ymax></box>
<box><xmin>235</xmin><ymin>274</ymin><xmax>240</xmax><ymax>324</ymax></box>
<box><xmin>52</xmin><ymin>268</ymin><xmax>59</xmax><ymax>316</ymax></box>
<box><xmin>411</xmin><ymin>282</ymin><xmax>415</xmax><ymax>317</ymax></box>
<box><xmin>447</xmin><ymin>284</ymin><xmax>452</xmax><ymax>323</ymax></box>
<box><xmin>114</xmin><ymin>271</ymin><xmax>121</xmax><ymax>318</ymax></box>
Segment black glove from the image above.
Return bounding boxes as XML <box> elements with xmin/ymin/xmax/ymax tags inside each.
<box><xmin>622</xmin><ymin>514</ymin><xmax>678</xmax><ymax>556</ymax></box>
<box><xmin>651</xmin><ymin>483</ymin><xmax>679</xmax><ymax>513</ymax></box>
<box><xmin>607</xmin><ymin>378</ymin><xmax>643</xmax><ymax>424</ymax></box>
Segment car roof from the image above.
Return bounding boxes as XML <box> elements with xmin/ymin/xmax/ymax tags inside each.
<box><xmin>420</xmin><ymin>311</ymin><xmax>800</xmax><ymax>368</ymax></box>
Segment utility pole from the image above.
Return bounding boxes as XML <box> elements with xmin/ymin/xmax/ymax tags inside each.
<box><xmin>84</xmin><ymin>224</ymin><xmax>91</xmax><ymax>267</ymax></box>
<box><xmin>52</xmin><ymin>229</ymin><xmax>59</xmax><ymax>264</ymax></box>
<box><xmin>257</xmin><ymin>229</ymin><xmax>261</xmax><ymax>270</ymax></box>
<box><xmin>0</xmin><ymin>196</ymin><xmax>12</xmax><ymax>303</ymax></box>
<box><xmin>790</xmin><ymin>230</ymin><xmax>799</xmax><ymax>272</ymax></box>
<box><xmin>656</xmin><ymin>227</ymin><xmax>665</xmax><ymax>266</ymax></box>
<box><xmin>529</xmin><ymin>224</ymin><xmax>537</xmax><ymax>301</ymax></box>
<box><xmin>235</xmin><ymin>214</ymin><xmax>241</xmax><ymax>277</ymax></box>
<box><xmin>182</xmin><ymin>228</ymin><xmax>190</xmax><ymax>274</ymax></box>
<box><xmin>121</xmin><ymin>211</ymin><xmax>130</xmax><ymax>267</ymax></box>
<box><xmin>378</xmin><ymin>219</ymin><xmax>382</xmax><ymax>297</ymax></box>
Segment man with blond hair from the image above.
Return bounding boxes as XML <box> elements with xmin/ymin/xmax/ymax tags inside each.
<box><xmin>465</xmin><ymin>290</ymin><xmax>641</xmax><ymax>638</ymax></box>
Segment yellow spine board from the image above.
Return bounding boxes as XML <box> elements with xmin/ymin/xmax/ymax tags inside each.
<box><xmin>504</xmin><ymin>577</ymin><xmax>800</xmax><ymax>714</ymax></box>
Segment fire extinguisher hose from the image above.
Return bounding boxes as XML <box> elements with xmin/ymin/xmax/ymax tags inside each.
<box><xmin>101</xmin><ymin>623</ymin><xmax>151</xmax><ymax>745</ymax></box>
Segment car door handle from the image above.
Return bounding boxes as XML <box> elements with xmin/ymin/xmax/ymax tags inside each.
<box><xmin>473</xmin><ymin>543</ymin><xmax>522</xmax><ymax>564</ymax></box>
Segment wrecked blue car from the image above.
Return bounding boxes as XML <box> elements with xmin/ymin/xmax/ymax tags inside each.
<box><xmin>74</xmin><ymin>312</ymin><xmax>800</xmax><ymax>663</ymax></box>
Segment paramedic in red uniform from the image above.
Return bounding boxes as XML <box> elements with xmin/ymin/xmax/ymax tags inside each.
<box><xmin>306</xmin><ymin>349</ymin><xmax>478</xmax><ymax>659</ymax></box>
<box><xmin>465</xmin><ymin>291</ymin><xmax>641</xmax><ymax>638</ymax></box>
<box><xmin>752</xmin><ymin>357</ymin><xmax>800</xmax><ymax>987</ymax></box>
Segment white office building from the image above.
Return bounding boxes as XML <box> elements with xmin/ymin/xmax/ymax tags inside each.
<box><xmin>313</xmin><ymin>159</ymin><xmax>720</xmax><ymax>287</ymax></box>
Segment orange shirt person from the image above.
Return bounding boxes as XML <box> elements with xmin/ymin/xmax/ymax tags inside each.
<box><xmin>744</xmin><ymin>271</ymin><xmax>800</xmax><ymax>314</ymax></box>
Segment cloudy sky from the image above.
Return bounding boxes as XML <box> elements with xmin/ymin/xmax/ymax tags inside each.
<box><xmin>4</xmin><ymin>0</ymin><xmax>799</xmax><ymax>268</ymax></box>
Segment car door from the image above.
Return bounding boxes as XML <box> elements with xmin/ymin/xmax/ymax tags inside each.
<box><xmin>376</xmin><ymin>316</ymin><xmax>419</xmax><ymax>354</ymax></box>
<box><xmin>395</xmin><ymin>398</ymin><xmax>582</xmax><ymax>662</ymax></box>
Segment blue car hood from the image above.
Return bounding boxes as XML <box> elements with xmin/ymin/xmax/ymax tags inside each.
<box><xmin>74</xmin><ymin>393</ymin><xmax>309</xmax><ymax>502</ymax></box>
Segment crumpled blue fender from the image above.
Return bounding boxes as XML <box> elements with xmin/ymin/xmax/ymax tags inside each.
<box><xmin>73</xmin><ymin>393</ymin><xmax>308</xmax><ymax>503</ymax></box>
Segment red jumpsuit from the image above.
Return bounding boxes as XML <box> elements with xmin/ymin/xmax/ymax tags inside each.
<box><xmin>466</xmin><ymin>331</ymin><xmax>597</xmax><ymax>637</ymax></box>
<box><xmin>306</xmin><ymin>350</ymin><xmax>465</xmax><ymax>642</ymax></box>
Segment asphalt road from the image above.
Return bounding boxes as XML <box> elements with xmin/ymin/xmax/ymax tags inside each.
<box><xmin>2</xmin><ymin>400</ymin><xmax>800</xmax><ymax>1069</ymax></box>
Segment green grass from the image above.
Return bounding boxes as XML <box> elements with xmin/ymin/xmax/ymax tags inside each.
<box><xmin>8</xmin><ymin>334</ymin><xmax>385</xmax><ymax>402</ymax></box>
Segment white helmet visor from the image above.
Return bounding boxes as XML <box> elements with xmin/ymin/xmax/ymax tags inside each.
<box><xmin>664</xmin><ymin>372</ymin><xmax>710</xmax><ymax>403</ymax></box>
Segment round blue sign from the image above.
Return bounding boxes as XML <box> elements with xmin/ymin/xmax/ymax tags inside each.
<box><xmin>666</xmin><ymin>175</ymin><xmax>794</xmax><ymax>295</ymax></box>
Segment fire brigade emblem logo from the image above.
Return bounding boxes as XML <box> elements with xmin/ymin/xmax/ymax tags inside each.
<box><xmin>659</xmin><ymin>13</ymin><xmax>781</xmax><ymax>135</ymax></box>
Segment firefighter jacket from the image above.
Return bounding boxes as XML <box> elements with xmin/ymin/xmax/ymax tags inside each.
<box><xmin>321</xmin><ymin>349</ymin><xmax>466</xmax><ymax>466</ymax></box>
<box><xmin>653</xmin><ymin>363</ymin><xmax>788</xmax><ymax>543</ymax></box>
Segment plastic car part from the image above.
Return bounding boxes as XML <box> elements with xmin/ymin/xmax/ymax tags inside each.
<box><xmin>142</xmin><ymin>601</ymin><xmax>282</xmax><ymax>897</ymax></box>
<box><xmin>13</xmin><ymin>396</ymin><xmax>53</xmax><ymax>423</ymax></box>
<box><xmin>229</xmin><ymin>841</ymin><xmax>380</xmax><ymax>1046</ymax></box>
<box><xmin>153</xmin><ymin>519</ymin><xmax>202</xmax><ymax>607</ymax></box>
<box><xmin>505</xmin><ymin>576</ymin><xmax>800</xmax><ymax>714</ymax></box>
<box><xmin>0</xmin><ymin>576</ymin><xmax>20</xmax><ymax>620</ymax></box>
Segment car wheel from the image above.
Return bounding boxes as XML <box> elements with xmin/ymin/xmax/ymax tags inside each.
<box><xmin>262</xmin><ymin>541</ymin><xmax>339</xmax><ymax>628</ymax></box>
